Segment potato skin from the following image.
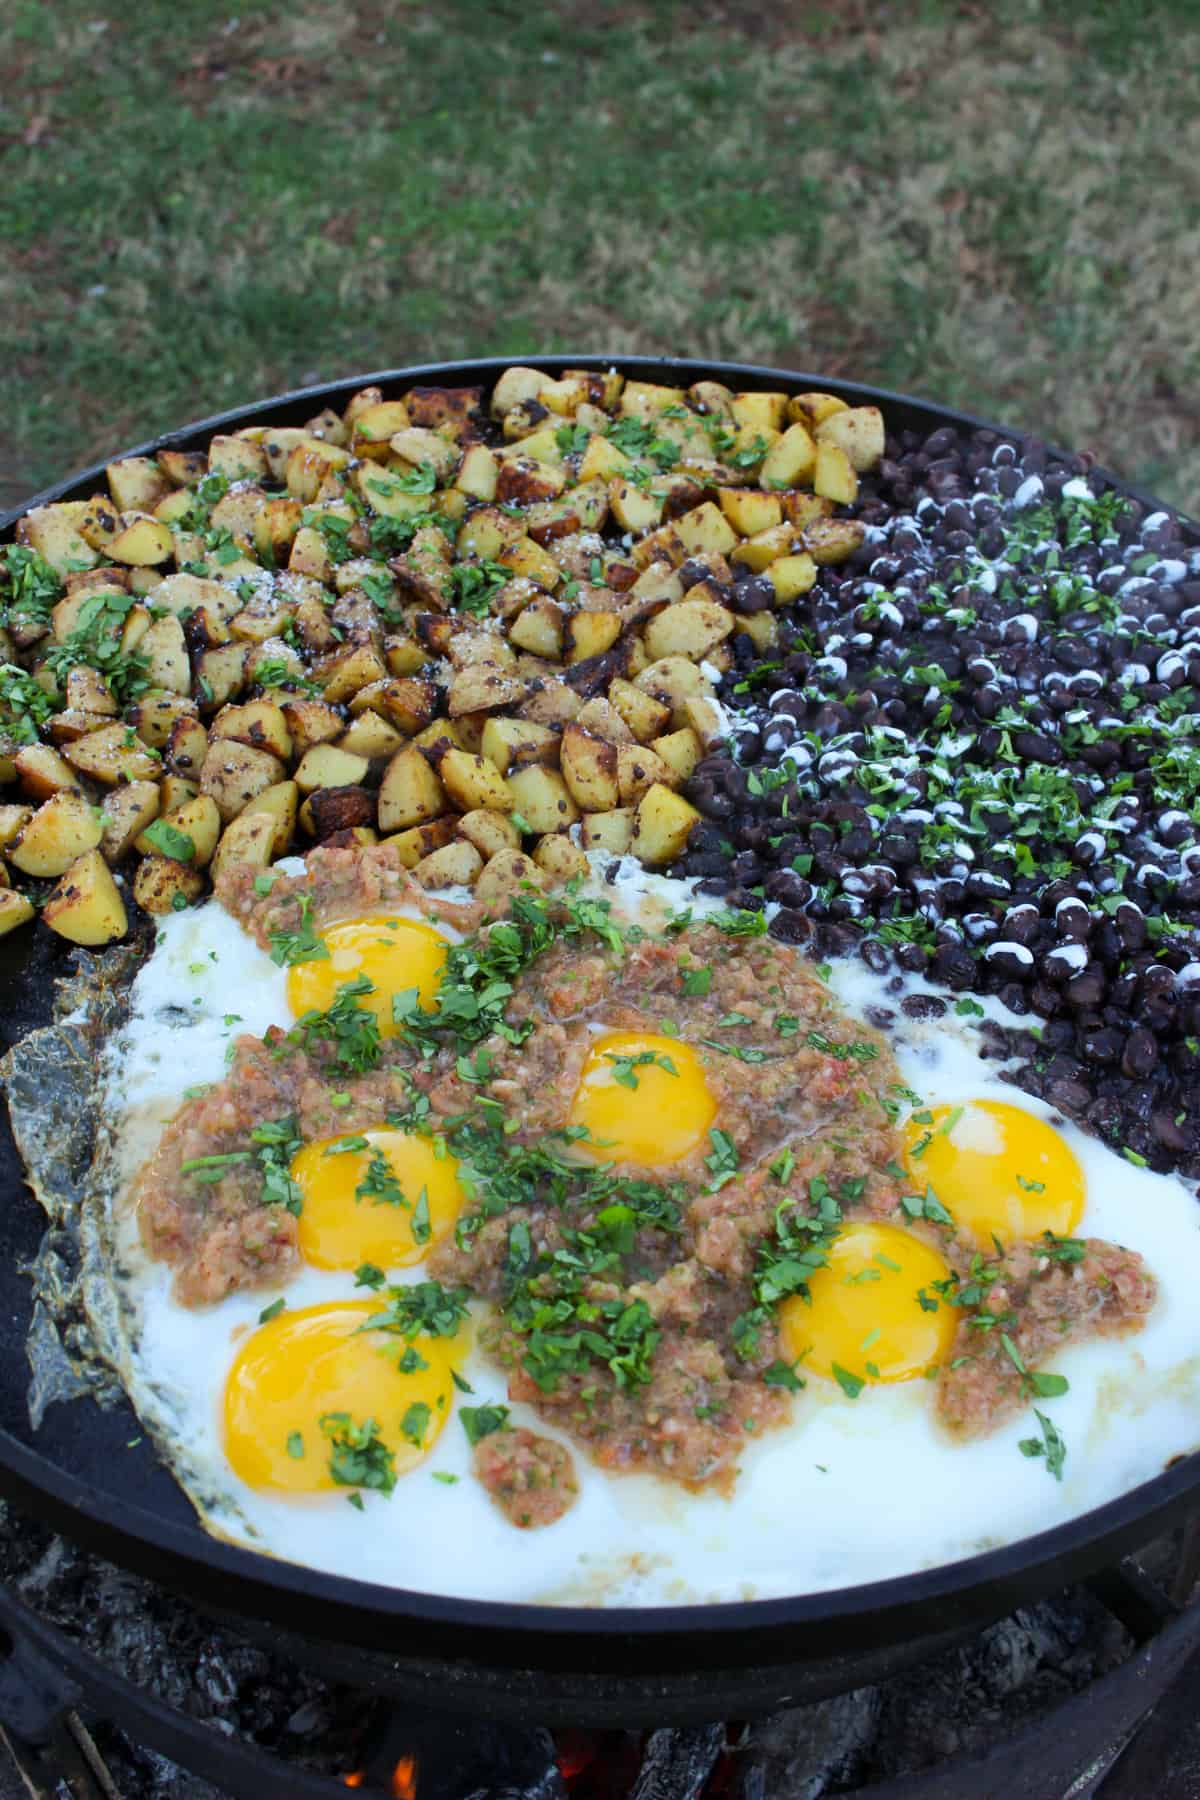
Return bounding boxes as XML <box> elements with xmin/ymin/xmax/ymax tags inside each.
<box><xmin>43</xmin><ymin>849</ymin><xmax>128</xmax><ymax>944</ymax></box>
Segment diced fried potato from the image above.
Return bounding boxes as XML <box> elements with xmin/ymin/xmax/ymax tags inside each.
<box><xmin>739</xmin><ymin>610</ymin><xmax>779</xmax><ymax>653</ymax></box>
<box><xmin>454</xmin><ymin>444</ymin><xmax>499</xmax><ymax>500</ymax></box>
<box><xmin>195</xmin><ymin>643</ymin><xmax>249</xmax><ymax>708</ymax></box>
<box><xmin>730</xmin><ymin>392</ymin><xmax>788</xmax><ymax>433</ymax></box>
<box><xmin>0</xmin><ymin>806</ymin><xmax>32</xmax><ymax>847</ymax></box>
<box><xmin>607</xmin><ymin>676</ymin><xmax>671</xmax><ymax>743</ymax></box>
<box><xmin>288</xmin><ymin>524</ymin><xmax>333</xmax><ymax>581</ymax></box>
<box><xmin>491</xmin><ymin>366</ymin><xmax>550</xmax><ymax>417</ymax></box>
<box><xmin>79</xmin><ymin>493</ymin><xmax>122</xmax><ymax>549</ymax></box>
<box><xmin>412</xmin><ymin>839</ymin><xmax>483</xmax><ymax>890</ymax></box>
<box><xmin>338</xmin><ymin>710</ymin><xmax>404</xmax><ymax>761</ymax></box>
<box><xmin>564</xmin><ymin>610</ymin><xmax>622</xmax><ymax>665</ymax></box>
<box><xmin>302</xmin><ymin>786</ymin><xmax>376</xmax><ymax>840</ymax></box>
<box><xmin>108</xmin><ymin>514</ymin><xmax>175</xmax><ymax>566</ymax></box>
<box><xmin>730</xmin><ymin>522</ymin><xmax>798</xmax><ymax>572</ymax></box>
<box><xmin>255</xmin><ymin>496</ymin><xmax>304</xmax><ymax>561</ymax></box>
<box><xmin>517</xmin><ymin>679</ymin><xmax>582</xmax><ymax>728</ymax></box>
<box><xmin>107</xmin><ymin>456</ymin><xmax>170</xmax><ymax>513</ymax></box>
<box><xmin>294</xmin><ymin>744</ymin><xmax>370</xmax><ymax>794</ymax></box>
<box><xmin>617</xmin><ymin>743</ymin><xmax>675</xmax><ymax>805</ymax></box>
<box><xmin>248</xmin><ymin>780</ymin><xmax>299</xmax><ymax>856</ymax></box>
<box><xmin>378</xmin><ymin>744</ymin><xmax>447</xmax><ymax>832</ymax></box>
<box><xmin>315</xmin><ymin>643</ymin><xmax>388</xmax><ymax>705</ymax></box>
<box><xmin>673</xmin><ymin>502</ymin><xmax>739</xmax><ymax>560</ymax></box>
<box><xmin>788</xmin><ymin>391</ymin><xmax>848</xmax><ymax>427</ymax></box>
<box><xmin>43</xmin><ymin>848</ymin><xmax>129</xmax><ymax>942</ymax></box>
<box><xmin>608</xmin><ymin>478</ymin><xmax>663</xmax><ymax>534</ymax></box>
<box><xmin>474</xmin><ymin>848</ymin><xmax>544</xmax><ymax>911</ymax></box>
<box><xmin>350</xmin><ymin>400</ymin><xmax>414</xmax><ymax>458</ymax></box>
<box><xmin>813</xmin><ymin>441</ymin><xmax>859</xmax><ymax>505</ymax></box>
<box><xmin>158</xmin><ymin>775</ymin><xmax>198</xmax><ymax>813</ymax></box>
<box><xmin>447</xmin><ymin>664</ymin><xmax>529</xmax><ymax>719</ymax></box>
<box><xmin>765</xmin><ymin>552</ymin><xmax>818</xmax><ymax>603</ymax></box>
<box><xmin>153</xmin><ymin>571</ymin><xmax>240</xmax><ymax>622</ymax></box>
<box><xmin>498</xmin><ymin>535</ymin><xmax>562</xmax><ymax>591</ymax></box>
<box><xmin>211</xmin><ymin>699</ymin><xmax>292</xmax><ymax>762</ymax></box>
<box><xmin>718</xmin><ymin>488</ymin><xmax>782</xmax><ymax>536</ymax></box>
<box><xmin>480</xmin><ymin>716</ymin><xmax>560</xmax><ymax>773</ymax></box>
<box><xmin>505</xmin><ymin>764</ymin><xmax>579</xmax><ymax>833</ymax></box>
<box><xmin>140</xmin><ymin>614</ymin><xmax>191</xmax><ymax>693</ymax></box>
<box><xmin>132</xmin><ymin>854</ymin><xmax>206</xmax><ymax>914</ymax></box>
<box><xmin>157</xmin><ymin>449</ymin><xmax>208</xmax><ymax>487</ymax></box>
<box><xmin>385</xmin><ymin>817</ymin><xmax>458</xmax><ymax>868</ymax></box>
<box><xmin>388</xmin><ymin>427</ymin><xmax>460</xmax><ymax>481</ymax></box>
<box><xmin>560</xmin><ymin>725</ymin><xmax>620</xmax><ymax>812</ymax></box>
<box><xmin>208</xmin><ymin>435</ymin><xmax>269</xmax><ymax>482</ymax></box>
<box><xmin>14</xmin><ymin>744</ymin><xmax>82</xmax><ymax>799</ymax></box>
<box><xmin>508</xmin><ymin>597</ymin><xmax>564</xmax><ymax>660</ymax></box>
<box><xmin>47</xmin><ymin>707</ymin><xmax>118</xmax><ymax>745</ymax></box>
<box><xmin>633</xmin><ymin>656</ymin><xmax>713</xmax><ymax>728</ymax></box>
<box><xmin>139</xmin><ymin>793</ymin><xmax>221</xmax><ymax>867</ymax></box>
<box><xmin>630</xmin><ymin>782</ymin><xmax>700</xmax><ymax>865</ymax></box>
<box><xmin>63</xmin><ymin>724</ymin><xmax>161</xmax><ymax>785</ymax></box>
<box><xmin>100</xmin><ymin>781</ymin><xmax>160</xmax><ymax>862</ymax></box>
<box><xmin>456</xmin><ymin>808</ymin><xmax>521</xmax><ymax>858</ymax></box>
<box><xmin>210</xmin><ymin>808</ymin><xmax>278</xmax><ymax>882</ymax></box>
<box><xmin>495</xmin><ymin>456</ymin><xmax>566</xmax><ymax>506</ymax></box>
<box><xmin>199</xmin><ymin>740</ymin><xmax>285</xmax><ymax>822</ymax></box>
<box><xmin>63</xmin><ymin>665</ymin><xmax>117</xmax><ymax>717</ymax></box>
<box><xmin>0</xmin><ymin>890</ymin><xmax>35</xmax><ymax>937</ymax></box>
<box><xmin>457</xmin><ymin>505</ymin><xmax>526</xmax><ymax>561</ymax></box>
<box><xmin>803</xmin><ymin>517</ymin><xmax>867</xmax><ymax>565</ymax></box>
<box><xmin>531</xmin><ymin>833</ymin><xmax>589</xmax><ymax>883</ymax></box>
<box><xmin>759</xmin><ymin>422</ymin><xmax>818</xmax><ymax>488</ymax></box>
<box><xmin>434</xmin><ymin>746</ymin><xmax>513</xmax><ymax>814</ymax></box>
<box><xmin>579</xmin><ymin>808</ymin><xmax>634</xmax><ymax>854</ymax></box>
<box><xmin>653</xmin><ymin>726</ymin><xmax>704</xmax><ymax>781</ymax></box>
<box><xmin>643</xmin><ymin>597</ymin><xmax>734</xmax><ymax>663</ymax></box>
<box><xmin>681</xmin><ymin>698</ymin><xmax>729</xmax><ymax>753</ymax></box>
<box><xmin>575</xmin><ymin>696</ymin><xmax>635</xmax><ymax>744</ymax></box>
<box><xmin>9</xmin><ymin>790</ymin><xmax>103</xmax><ymax>877</ymax></box>
<box><xmin>164</xmin><ymin>713</ymin><xmax>210</xmax><ymax>779</ymax></box>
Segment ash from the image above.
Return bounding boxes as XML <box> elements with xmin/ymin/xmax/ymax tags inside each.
<box><xmin>0</xmin><ymin>1496</ymin><xmax>1182</xmax><ymax>1800</ymax></box>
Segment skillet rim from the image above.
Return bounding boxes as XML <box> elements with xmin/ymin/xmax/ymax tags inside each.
<box><xmin>1</xmin><ymin>352</ymin><xmax>1198</xmax><ymax>1657</ymax></box>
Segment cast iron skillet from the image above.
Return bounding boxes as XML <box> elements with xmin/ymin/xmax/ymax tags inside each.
<box><xmin>0</xmin><ymin>357</ymin><xmax>1197</xmax><ymax>1704</ymax></box>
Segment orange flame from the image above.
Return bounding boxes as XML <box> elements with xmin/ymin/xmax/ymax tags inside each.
<box><xmin>341</xmin><ymin>1777</ymin><xmax>365</xmax><ymax>1790</ymax></box>
<box><xmin>392</xmin><ymin>1755</ymin><xmax>418</xmax><ymax>1800</ymax></box>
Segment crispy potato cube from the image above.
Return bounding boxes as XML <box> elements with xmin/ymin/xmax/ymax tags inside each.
<box><xmin>607</xmin><ymin>676</ymin><xmax>671</xmax><ymax>743</ymax></box>
<box><xmin>495</xmin><ymin>456</ymin><xmax>566</xmax><ymax>506</ymax></box>
<box><xmin>0</xmin><ymin>806</ymin><xmax>32</xmax><ymax>848</ymax></box>
<box><xmin>435</xmin><ymin>746</ymin><xmax>513</xmax><ymax>814</ymax></box>
<box><xmin>0</xmin><ymin>890</ymin><xmax>35</xmax><ymax>937</ymax></box>
<box><xmin>579</xmin><ymin>809</ymin><xmax>635</xmax><ymax>855</ymax></box>
<box><xmin>208</xmin><ymin>435</ymin><xmax>270</xmax><ymax>483</ymax></box>
<box><xmin>673</xmin><ymin>503</ymin><xmax>738</xmax><ymax>560</ymax></box>
<box><xmin>164</xmin><ymin>714</ymin><xmax>210</xmax><ymax>779</ymax></box>
<box><xmin>43</xmin><ymin>849</ymin><xmax>128</xmax><ymax>942</ymax></box>
<box><xmin>457</xmin><ymin>505</ymin><xmax>526</xmax><ymax>561</ymax></box>
<box><xmin>578</xmin><ymin>436</ymin><xmax>632</xmax><ymax>484</ymax></box>
<box><xmin>316</xmin><ymin>643</ymin><xmax>389</xmax><ymax>706</ymax></box>
<box><xmin>681</xmin><ymin>698</ymin><xmax>728</xmax><ymax>754</ymax></box>
<box><xmin>619</xmin><ymin>379</ymin><xmax>685</xmax><ymax>419</ymax></box>
<box><xmin>457</xmin><ymin>808</ymin><xmax>521</xmax><ymax>858</ymax></box>
<box><xmin>106</xmin><ymin>457</ymin><xmax>170</xmax><ymax>514</ymax></box>
<box><xmin>498</xmin><ymin>535</ymin><xmax>562</xmax><ymax>591</ymax></box>
<box><xmin>388</xmin><ymin>426</ymin><xmax>459</xmax><ymax>481</ymax></box>
<box><xmin>199</xmin><ymin>740</ymin><xmax>285</xmax><ymax>822</ymax></box>
<box><xmin>17</xmin><ymin>502</ymin><xmax>99</xmax><ymax>576</ymax></box>
<box><xmin>255</xmin><ymin>496</ymin><xmax>304</xmax><ymax>562</ymax></box>
<box><xmin>211</xmin><ymin>699</ymin><xmax>292</xmax><ymax>762</ymax></box>
<box><xmin>108</xmin><ymin>514</ymin><xmax>175</xmax><ymax>566</ymax></box>
<box><xmin>729</xmin><ymin>392</ymin><xmax>788</xmax><ymax>433</ymax></box>
<box><xmin>248</xmin><ymin>779</ymin><xmax>299</xmax><ymax>856</ymax></box>
<box><xmin>608</xmin><ymin>478</ymin><xmax>663</xmax><ymax>534</ymax></box>
<box><xmin>412</xmin><ymin>839</ymin><xmax>483</xmax><ymax>890</ymax></box>
<box><xmin>575</xmin><ymin>697</ymin><xmax>635</xmax><ymax>744</ymax></box>
<box><xmin>759</xmin><ymin>422</ymin><xmax>818</xmax><ymax>488</ymax></box>
<box><xmin>132</xmin><ymin>854</ymin><xmax>206</xmax><ymax>914</ymax></box>
<box><xmin>564</xmin><ymin>610</ymin><xmax>622</xmax><ymax>665</ymax></box>
<box><xmin>287</xmin><ymin>524</ymin><xmax>332</xmax><ymax>582</ymax></box>
<box><xmin>560</xmin><ymin>725</ymin><xmax>620</xmax><ymax>812</ymax></box>
<box><xmin>739</xmin><ymin>610</ymin><xmax>779</xmax><ymax>653</ymax></box>
<box><xmin>788</xmin><ymin>391</ymin><xmax>848</xmax><ymax>427</ymax></box>
<box><xmin>13</xmin><ymin>744</ymin><xmax>81</xmax><ymax>800</ymax></box>
<box><xmin>532</xmin><ymin>833</ymin><xmax>589</xmax><ymax>883</ymax></box>
<box><xmin>474</xmin><ymin>848</ymin><xmax>544</xmax><ymax>911</ymax></box>
<box><xmin>505</xmin><ymin>764</ymin><xmax>579</xmax><ymax>834</ymax></box>
<box><xmin>63</xmin><ymin>665</ymin><xmax>117</xmax><ymax>717</ymax></box>
<box><xmin>79</xmin><ymin>493</ymin><xmax>122</xmax><ymax>549</ymax></box>
<box><xmin>196</xmin><ymin>643</ymin><xmax>249</xmax><ymax>708</ymax></box>
<box><xmin>158</xmin><ymin>775</ymin><xmax>198</xmax><ymax>814</ymax></box>
<box><xmin>140</xmin><ymin>614</ymin><xmax>191</xmax><ymax>693</ymax></box>
<box><xmin>47</xmin><ymin>707</ymin><xmax>117</xmax><ymax>746</ymax></box>
<box><xmin>518</xmin><ymin>680</ymin><xmax>582</xmax><ymax>728</ymax></box>
<box><xmin>454</xmin><ymin>444</ymin><xmax>499</xmax><ymax>500</ymax></box>
<box><xmin>351</xmin><ymin>401</ymin><xmax>414</xmax><ymax>458</ymax></box>
<box><xmin>480</xmin><ymin>716</ymin><xmax>560</xmax><ymax>773</ymax></box>
<box><xmin>634</xmin><ymin>656</ymin><xmax>713</xmax><ymax>728</ymax></box>
<box><xmin>294</xmin><ymin>744</ymin><xmax>370</xmax><ymax>794</ymax></box>
<box><xmin>100</xmin><ymin>782</ymin><xmax>160</xmax><ymax>862</ymax></box>
<box><xmin>813</xmin><ymin>441</ymin><xmax>859</xmax><ymax>505</ymax></box>
<box><xmin>630</xmin><ymin>783</ymin><xmax>700</xmax><ymax>865</ymax></box>
<box><xmin>766</xmin><ymin>552</ymin><xmax>818</xmax><ymax>603</ymax></box>
<box><xmin>210</xmin><ymin>808</ymin><xmax>277</xmax><ymax>882</ymax></box>
<box><xmin>385</xmin><ymin>817</ymin><xmax>458</xmax><ymax>868</ymax></box>
<box><xmin>63</xmin><ymin>725</ymin><xmax>161</xmax><ymax>785</ymax></box>
<box><xmin>302</xmin><ymin>786</ymin><xmax>376</xmax><ymax>840</ymax></box>
<box><xmin>644</xmin><ymin>597</ymin><xmax>735</xmax><ymax>663</ymax></box>
<box><xmin>139</xmin><ymin>794</ymin><xmax>221</xmax><ymax>867</ymax></box>
<box><xmin>731</xmin><ymin>522</ymin><xmax>797</xmax><ymax>572</ymax></box>
<box><xmin>10</xmin><ymin>790</ymin><xmax>103</xmax><ymax>877</ymax></box>
<box><xmin>803</xmin><ymin>517</ymin><xmax>867</xmax><ymax>565</ymax></box>
<box><xmin>508</xmin><ymin>597</ymin><xmax>564</xmax><ymax>661</ymax></box>
<box><xmin>447</xmin><ymin>664</ymin><xmax>528</xmax><ymax>719</ymax></box>
<box><xmin>813</xmin><ymin>405</ymin><xmax>885</xmax><ymax>471</ymax></box>
<box><xmin>156</xmin><ymin>449</ymin><xmax>208</xmax><ymax>487</ymax></box>
<box><xmin>491</xmin><ymin>367</ymin><xmax>550</xmax><ymax>416</ymax></box>
<box><xmin>378</xmin><ymin>745</ymin><xmax>447</xmax><ymax>832</ymax></box>
<box><xmin>718</xmin><ymin>488</ymin><xmax>783</xmax><ymax>537</ymax></box>
<box><xmin>653</xmin><ymin>725</ymin><xmax>704</xmax><ymax>780</ymax></box>
<box><xmin>280</xmin><ymin>698</ymin><xmax>343</xmax><ymax>757</ymax></box>
<box><xmin>617</xmin><ymin>743</ymin><xmax>675</xmax><ymax>805</ymax></box>
<box><xmin>338</xmin><ymin>710</ymin><xmax>404</xmax><ymax>761</ymax></box>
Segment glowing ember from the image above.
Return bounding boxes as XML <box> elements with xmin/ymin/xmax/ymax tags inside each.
<box><xmin>341</xmin><ymin>1777</ymin><xmax>364</xmax><ymax>1791</ymax></box>
<box><xmin>392</xmin><ymin>1755</ymin><xmax>418</xmax><ymax>1800</ymax></box>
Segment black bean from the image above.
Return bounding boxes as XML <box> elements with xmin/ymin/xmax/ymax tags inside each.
<box><xmin>901</xmin><ymin>993</ymin><xmax>946</xmax><ymax>1020</ymax></box>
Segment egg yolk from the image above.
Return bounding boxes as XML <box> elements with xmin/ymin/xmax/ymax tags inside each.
<box><xmin>567</xmin><ymin>1030</ymin><xmax>716</xmax><ymax>1168</ymax></box>
<box><xmin>904</xmin><ymin>1099</ymin><xmax>1085</xmax><ymax>1247</ymax></box>
<box><xmin>286</xmin><ymin>914</ymin><xmax>447</xmax><ymax>1036</ymax></box>
<box><xmin>291</xmin><ymin>1128</ymin><xmax>465</xmax><ymax>1272</ymax></box>
<box><xmin>780</xmin><ymin>1222</ymin><xmax>956</xmax><ymax>1387</ymax></box>
<box><xmin>223</xmin><ymin>1300</ymin><xmax>454</xmax><ymax>1495</ymax></box>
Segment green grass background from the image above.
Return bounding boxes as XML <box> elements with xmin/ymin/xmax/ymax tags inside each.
<box><xmin>2</xmin><ymin>0</ymin><xmax>1197</xmax><ymax>514</ymax></box>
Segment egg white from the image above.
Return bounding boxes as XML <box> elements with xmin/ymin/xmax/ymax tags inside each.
<box><xmin>93</xmin><ymin>881</ymin><xmax>1200</xmax><ymax>1607</ymax></box>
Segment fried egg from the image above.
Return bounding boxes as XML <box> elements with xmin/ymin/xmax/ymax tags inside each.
<box><xmin>93</xmin><ymin>863</ymin><xmax>1200</xmax><ymax>1607</ymax></box>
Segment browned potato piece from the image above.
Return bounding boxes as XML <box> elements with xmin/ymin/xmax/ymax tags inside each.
<box><xmin>813</xmin><ymin>441</ymin><xmax>859</xmax><ymax>505</ymax></box>
<box><xmin>248</xmin><ymin>780</ymin><xmax>299</xmax><ymax>856</ymax></box>
<box><xmin>158</xmin><ymin>775</ymin><xmax>199</xmax><ymax>814</ymax></box>
<box><xmin>108</xmin><ymin>514</ymin><xmax>175</xmax><ymax>566</ymax></box>
<box><xmin>43</xmin><ymin>849</ymin><xmax>129</xmax><ymax>943</ymax></box>
<box><xmin>813</xmin><ymin>405</ymin><xmax>885</xmax><ymax>470</ymax></box>
<box><xmin>0</xmin><ymin>891</ymin><xmax>35</xmax><ymax>937</ymax></box>
<box><xmin>617</xmin><ymin>743</ymin><xmax>675</xmax><ymax>805</ymax></box>
<box><xmin>13</xmin><ymin>744</ymin><xmax>81</xmax><ymax>800</ymax></box>
<box><xmin>630</xmin><ymin>783</ymin><xmax>701</xmax><ymax>865</ymax></box>
<box><xmin>682</xmin><ymin>698</ymin><xmax>728</xmax><ymax>753</ymax></box>
<box><xmin>0</xmin><ymin>806</ymin><xmax>32</xmax><ymax>848</ymax></box>
<box><xmin>633</xmin><ymin>657</ymin><xmax>713</xmax><ymax>729</ymax></box>
<box><xmin>210</xmin><ymin>809</ymin><xmax>277</xmax><ymax>883</ymax></box>
<box><xmin>607</xmin><ymin>677</ymin><xmax>671</xmax><ymax>744</ymax></box>
<box><xmin>643</xmin><ymin>598</ymin><xmax>734</xmax><ymax>663</ymax></box>
<box><xmin>208</xmin><ymin>434</ymin><xmax>270</xmax><ymax>482</ymax></box>
<box><xmin>652</xmin><ymin>727</ymin><xmax>703</xmax><ymax>782</ymax></box>
<box><xmin>575</xmin><ymin>696</ymin><xmax>636</xmax><ymax>744</ymax></box>
<box><xmin>339</xmin><ymin>711</ymin><xmax>405</xmax><ymax>761</ymax></box>
<box><xmin>63</xmin><ymin>725</ymin><xmax>162</xmax><ymax>785</ymax></box>
<box><xmin>385</xmin><ymin>817</ymin><xmax>459</xmax><ymax>868</ymax></box>
<box><xmin>412</xmin><ymin>839</ymin><xmax>484</xmax><ymax>891</ymax></box>
<box><xmin>674</xmin><ymin>502</ymin><xmax>738</xmax><ymax>559</ymax></box>
<box><xmin>474</xmin><ymin>848</ymin><xmax>544</xmax><ymax>911</ymax></box>
<box><xmin>560</xmin><ymin>725</ymin><xmax>620</xmax><ymax>811</ymax></box>
<box><xmin>106</xmin><ymin>456</ymin><xmax>169</xmax><ymax>513</ymax></box>
<box><xmin>718</xmin><ymin>488</ymin><xmax>782</xmax><ymax>536</ymax></box>
<box><xmin>211</xmin><ymin>699</ymin><xmax>292</xmax><ymax>762</ymax></box>
<box><xmin>532</xmin><ymin>833</ymin><xmax>589</xmax><ymax>883</ymax></box>
<box><xmin>100</xmin><ymin>782</ymin><xmax>160</xmax><ymax>862</ymax></box>
<box><xmin>377</xmin><ymin>745</ymin><xmax>447</xmax><ymax>832</ymax></box>
<box><xmin>457</xmin><ymin>808</ymin><xmax>521</xmax><ymax>859</ymax></box>
<box><xmin>302</xmin><ymin>786</ymin><xmax>376</xmax><ymax>841</ymax></box>
<box><xmin>508</xmin><ymin>598</ymin><xmax>564</xmax><ymax>661</ymax></box>
<box><xmin>137</xmin><ymin>794</ymin><xmax>221</xmax><ymax>867</ymax></box>
<box><xmin>9</xmin><ymin>790</ymin><xmax>103</xmax><ymax>878</ymax></box>
<box><xmin>132</xmin><ymin>854</ymin><xmax>206</xmax><ymax>914</ymax></box>
<box><xmin>579</xmin><ymin>809</ymin><xmax>635</xmax><ymax>855</ymax></box>
<box><xmin>758</xmin><ymin>422</ymin><xmax>817</xmax><ymax>488</ymax></box>
<box><xmin>157</xmin><ymin>449</ymin><xmax>208</xmax><ymax>487</ymax></box>
<box><xmin>517</xmin><ymin>680</ymin><xmax>582</xmax><ymax>728</ymax></box>
<box><xmin>803</xmin><ymin>517</ymin><xmax>867</xmax><ymax>565</ymax></box>
<box><xmin>17</xmin><ymin>503</ymin><xmax>98</xmax><ymax>576</ymax></box>
<box><xmin>129</xmin><ymin>693</ymin><xmax>198</xmax><ymax>750</ymax></box>
<box><xmin>195</xmin><ymin>643</ymin><xmax>248</xmax><ymax>708</ymax></box>
<box><xmin>505</xmin><ymin>765</ymin><xmax>579</xmax><ymax>834</ymax></box>
<box><xmin>281</xmin><ymin>698</ymin><xmax>343</xmax><ymax>757</ymax></box>
<box><xmin>294</xmin><ymin>745</ymin><xmax>370</xmax><ymax>794</ymax></box>
<box><xmin>199</xmin><ymin>740</ymin><xmax>285</xmax><ymax>822</ymax></box>
<box><xmin>766</xmin><ymin>553</ymin><xmax>818</xmax><ymax>603</ymax></box>
<box><xmin>64</xmin><ymin>665</ymin><xmax>117</xmax><ymax>717</ymax></box>
<box><xmin>436</xmin><ymin>746</ymin><xmax>514</xmax><ymax>814</ymax></box>
<box><xmin>563</xmin><ymin>610</ymin><xmax>621</xmax><ymax>665</ymax></box>
<box><xmin>317</xmin><ymin>643</ymin><xmax>389</xmax><ymax>705</ymax></box>
<box><xmin>164</xmin><ymin>714</ymin><xmax>210</xmax><ymax>780</ymax></box>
